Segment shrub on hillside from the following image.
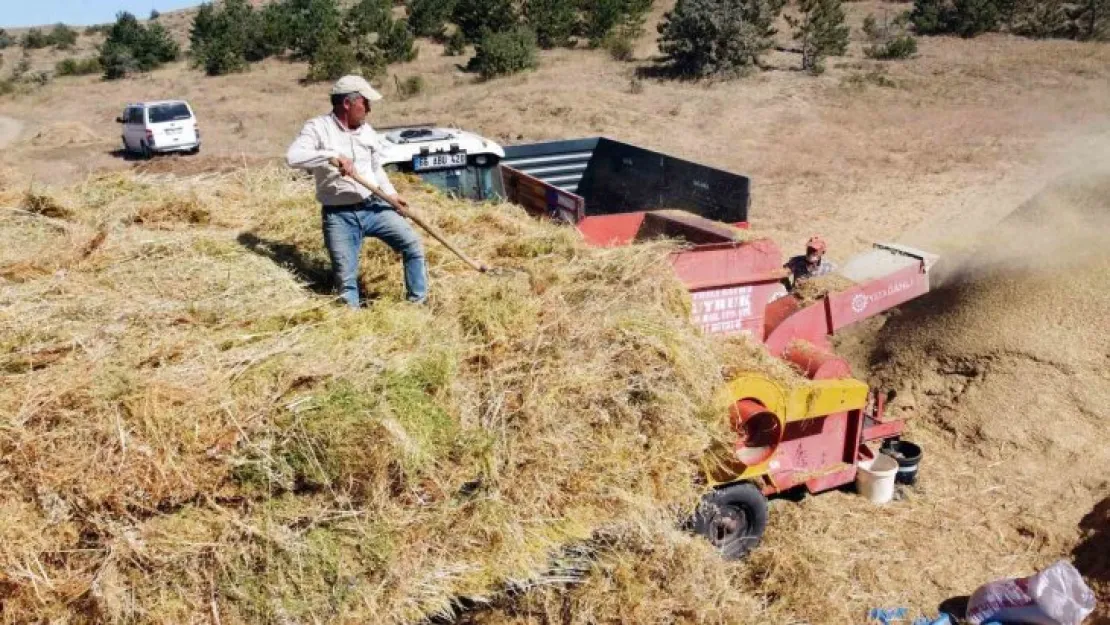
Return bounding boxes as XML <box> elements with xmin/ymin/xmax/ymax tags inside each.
<box><xmin>55</xmin><ymin>56</ymin><xmax>103</xmax><ymax>76</ymax></box>
<box><xmin>866</xmin><ymin>33</ymin><xmax>918</xmax><ymax>57</ymax></box>
<box><xmin>656</xmin><ymin>0</ymin><xmax>785</xmax><ymax>78</ymax></box>
<box><xmin>395</xmin><ymin>74</ymin><xmax>425</xmax><ymax>98</ymax></box>
<box><xmin>452</xmin><ymin>0</ymin><xmax>518</xmax><ymax>42</ymax></box>
<box><xmin>150</xmin><ymin>9</ymin><xmax>161</xmax><ymax>20</ymax></box>
<box><xmin>408</xmin><ymin>0</ymin><xmax>458</xmax><ymax>37</ymax></box>
<box><xmin>580</xmin><ymin>0</ymin><xmax>654</xmax><ymax>47</ymax></box>
<box><xmin>444</xmin><ymin>27</ymin><xmax>468</xmax><ymax>54</ymax></box>
<box><xmin>467</xmin><ymin>26</ymin><xmax>538</xmax><ymax>79</ymax></box>
<box><xmin>1068</xmin><ymin>0</ymin><xmax>1110</xmax><ymax>39</ymax></box>
<box><xmin>346</xmin><ymin>0</ymin><xmax>393</xmax><ymax>38</ymax></box>
<box><xmin>863</xmin><ymin>11</ymin><xmax>918</xmax><ymax>59</ymax></box>
<box><xmin>523</xmin><ymin>0</ymin><xmax>579</xmax><ymax>48</ymax></box>
<box><xmin>98</xmin><ymin>12</ymin><xmax>180</xmax><ymax>79</ymax></box>
<box><xmin>0</xmin><ymin>29</ymin><xmax>13</xmax><ymax>49</ymax></box>
<box><xmin>48</xmin><ymin>23</ymin><xmax>79</xmax><ymax>49</ymax></box>
<box><xmin>603</xmin><ymin>24</ymin><xmax>637</xmax><ymax>60</ymax></box>
<box><xmin>910</xmin><ymin>0</ymin><xmax>999</xmax><ymax>36</ymax></box>
<box><xmin>1013</xmin><ymin>0</ymin><xmax>1070</xmax><ymax>37</ymax></box>
<box><xmin>306</xmin><ymin>35</ymin><xmax>388</xmax><ymax>82</ymax></box>
<box><xmin>380</xmin><ymin>19</ymin><xmax>419</xmax><ymax>63</ymax></box>
<box><xmin>286</xmin><ymin>0</ymin><xmax>345</xmax><ymax>60</ymax></box>
<box><xmin>787</xmin><ymin>0</ymin><xmax>850</xmax><ymax>74</ymax></box>
<box><xmin>190</xmin><ymin>0</ymin><xmax>275</xmax><ymax>76</ymax></box>
<box><xmin>21</xmin><ymin>29</ymin><xmax>50</xmax><ymax>50</ymax></box>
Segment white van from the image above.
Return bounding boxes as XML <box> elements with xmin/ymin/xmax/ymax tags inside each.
<box><xmin>116</xmin><ymin>100</ymin><xmax>200</xmax><ymax>158</ymax></box>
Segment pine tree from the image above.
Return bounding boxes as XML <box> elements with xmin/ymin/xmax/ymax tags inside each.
<box><xmin>452</xmin><ymin>0</ymin><xmax>517</xmax><ymax>42</ymax></box>
<box><xmin>657</xmin><ymin>0</ymin><xmax>785</xmax><ymax>77</ymax></box>
<box><xmin>1069</xmin><ymin>0</ymin><xmax>1110</xmax><ymax>39</ymax></box>
<box><xmin>524</xmin><ymin>0</ymin><xmax>579</xmax><ymax>48</ymax></box>
<box><xmin>1015</xmin><ymin>0</ymin><xmax>1069</xmax><ymax>37</ymax></box>
<box><xmin>408</xmin><ymin>0</ymin><xmax>457</xmax><ymax>37</ymax></box>
<box><xmin>787</xmin><ymin>0</ymin><xmax>850</xmax><ymax>74</ymax></box>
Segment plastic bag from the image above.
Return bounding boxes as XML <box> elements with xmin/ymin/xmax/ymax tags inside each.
<box><xmin>966</xmin><ymin>560</ymin><xmax>1096</xmax><ymax>625</ymax></box>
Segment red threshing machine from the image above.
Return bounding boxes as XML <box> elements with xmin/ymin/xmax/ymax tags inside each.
<box><xmin>481</xmin><ymin>136</ymin><xmax>937</xmax><ymax>557</ymax></box>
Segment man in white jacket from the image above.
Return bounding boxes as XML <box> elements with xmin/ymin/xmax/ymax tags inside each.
<box><xmin>286</xmin><ymin>75</ymin><xmax>427</xmax><ymax>307</ymax></box>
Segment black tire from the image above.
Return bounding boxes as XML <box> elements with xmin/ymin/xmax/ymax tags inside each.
<box><xmin>189</xmin><ymin>144</ymin><xmax>200</xmax><ymax>155</ymax></box>
<box><xmin>140</xmin><ymin>141</ymin><xmax>152</xmax><ymax>160</ymax></box>
<box><xmin>692</xmin><ymin>482</ymin><xmax>769</xmax><ymax>560</ymax></box>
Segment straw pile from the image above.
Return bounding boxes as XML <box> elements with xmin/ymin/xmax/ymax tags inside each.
<box><xmin>26</xmin><ymin>121</ymin><xmax>103</xmax><ymax>148</ymax></box>
<box><xmin>0</xmin><ymin>165</ymin><xmax>804</xmax><ymax>623</ymax></box>
<box><xmin>792</xmin><ymin>272</ymin><xmax>857</xmax><ymax>306</ymax></box>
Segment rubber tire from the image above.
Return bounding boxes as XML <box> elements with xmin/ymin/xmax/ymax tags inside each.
<box><xmin>140</xmin><ymin>141</ymin><xmax>152</xmax><ymax>160</ymax></box>
<box><xmin>692</xmin><ymin>482</ymin><xmax>769</xmax><ymax>560</ymax></box>
<box><xmin>189</xmin><ymin>144</ymin><xmax>200</xmax><ymax>155</ymax></box>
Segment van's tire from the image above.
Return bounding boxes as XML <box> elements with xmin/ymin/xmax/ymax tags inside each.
<box><xmin>692</xmin><ymin>482</ymin><xmax>769</xmax><ymax>560</ymax></box>
<box><xmin>189</xmin><ymin>145</ymin><xmax>200</xmax><ymax>155</ymax></box>
<box><xmin>140</xmin><ymin>141</ymin><xmax>152</xmax><ymax>160</ymax></box>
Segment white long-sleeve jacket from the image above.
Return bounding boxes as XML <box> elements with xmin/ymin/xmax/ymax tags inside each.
<box><xmin>285</xmin><ymin>113</ymin><xmax>398</xmax><ymax>207</ymax></box>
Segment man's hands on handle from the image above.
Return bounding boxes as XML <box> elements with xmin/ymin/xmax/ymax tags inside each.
<box><xmin>328</xmin><ymin>156</ymin><xmax>410</xmax><ymax>210</ymax></box>
<box><xmin>338</xmin><ymin>167</ymin><xmax>489</xmax><ymax>274</ymax></box>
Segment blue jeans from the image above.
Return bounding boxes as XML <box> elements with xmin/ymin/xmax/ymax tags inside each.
<box><xmin>321</xmin><ymin>200</ymin><xmax>427</xmax><ymax>307</ymax></box>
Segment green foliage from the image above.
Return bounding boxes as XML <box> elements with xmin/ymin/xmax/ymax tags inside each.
<box><xmin>787</xmin><ymin>0</ymin><xmax>850</xmax><ymax>73</ymax></box>
<box><xmin>99</xmin><ymin>41</ymin><xmax>139</xmax><ymax>79</ymax></box>
<box><xmin>55</xmin><ymin>56</ymin><xmax>103</xmax><ymax>76</ymax></box>
<box><xmin>467</xmin><ymin>26</ymin><xmax>538</xmax><ymax>79</ymax></box>
<box><xmin>1014</xmin><ymin>0</ymin><xmax>1070</xmax><ymax>37</ymax></box>
<box><xmin>48</xmin><ymin>23</ymin><xmax>79</xmax><ymax>49</ymax></box>
<box><xmin>910</xmin><ymin>0</ymin><xmax>949</xmax><ymax>33</ymax></box>
<box><xmin>409</xmin><ymin>0</ymin><xmax>458</xmax><ymax>37</ymax></box>
<box><xmin>13</xmin><ymin>54</ymin><xmax>31</xmax><ymax>79</ymax></box>
<box><xmin>865</xmin><ymin>33</ymin><xmax>918</xmax><ymax>57</ymax></box>
<box><xmin>1068</xmin><ymin>0</ymin><xmax>1110</xmax><ymax>39</ymax></box>
<box><xmin>190</xmin><ymin>0</ymin><xmax>254</xmax><ymax>75</ymax></box>
<box><xmin>98</xmin><ymin>12</ymin><xmax>180</xmax><ymax>79</ymax></box>
<box><xmin>345</xmin><ymin>0</ymin><xmax>393</xmax><ymax>38</ymax></box>
<box><xmin>306</xmin><ymin>35</ymin><xmax>361</xmax><ymax>81</ymax></box>
<box><xmin>255</xmin><ymin>2</ymin><xmax>297</xmax><ymax>57</ymax></box>
<box><xmin>0</xmin><ymin>29</ymin><xmax>12</xmax><ymax>49</ymax></box>
<box><xmin>395</xmin><ymin>74</ymin><xmax>425</xmax><ymax>98</ymax></box>
<box><xmin>603</xmin><ymin>24</ymin><xmax>637</xmax><ymax>60</ymax></box>
<box><xmin>21</xmin><ymin>28</ymin><xmax>50</xmax><ymax>49</ymax></box>
<box><xmin>452</xmin><ymin>0</ymin><xmax>518</xmax><ymax>42</ymax></box>
<box><xmin>380</xmin><ymin>19</ymin><xmax>419</xmax><ymax>63</ymax></box>
<box><xmin>150</xmin><ymin>9</ymin><xmax>161</xmax><ymax>20</ymax></box>
<box><xmin>580</xmin><ymin>0</ymin><xmax>654</xmax><ymax>46</ymax></box>
<box><xmin>863</xmin><ymin>11</ymin><xmax>918</xmax><ymax>59</ymax></box>
<box><xmin>524</xmin><ymin>0</ymin><xmax>579</xmax><ymax>48</ymax></box>
<box><xmin>657</xmin><ymin>0</ymin><xmax>785</xmax><ymax>78</ymax></box>
<box><xmin>950</xmin><ymin>0</ymin><xmax>1000</xmax><ymax>35</ymax></box>
<box><xmin>910</xmin><ymin>0</ymin><xmax>999</xmax><ymax>36</ymax></box>
<box><xmin>286</xmin><ymin>0</ymin><xmax>345</xmax><ymax>60</ymax></box>
<box><xmin>444</xmin><ymin>27</ymin><xmax>468</xmax><ymax>54</ymax></box>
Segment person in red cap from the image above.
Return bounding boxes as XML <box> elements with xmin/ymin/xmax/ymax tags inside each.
<box><xmin>783</xmin><ymin>235</ymin><xmax>836</xmax><ymax>291</ymax></box>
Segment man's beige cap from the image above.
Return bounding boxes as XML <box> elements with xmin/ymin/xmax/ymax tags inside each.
<box><xmin>330</xmin><ymin>75</ymin><xmax>383</xmax><ymax>102</ymax></box>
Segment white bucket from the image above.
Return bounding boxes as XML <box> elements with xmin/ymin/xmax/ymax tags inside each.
<box><xmin>856</xmin><ymin>453</ymin><xmax>899</xmax><ymax>504</ymax></box>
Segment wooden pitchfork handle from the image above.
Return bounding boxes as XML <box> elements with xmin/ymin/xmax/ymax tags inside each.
<box><xmin>345</xmin><ymin>170</ymin><xmax>489</xmax><ymax>273</ymax></box>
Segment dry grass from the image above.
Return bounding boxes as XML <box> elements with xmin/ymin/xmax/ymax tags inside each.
<box><xmin>0</xmin><ymin>164</ymin><xmax>812</xmax><ymax>623</ymax></box>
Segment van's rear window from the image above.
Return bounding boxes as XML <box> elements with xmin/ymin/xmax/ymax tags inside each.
<box><xmin>148</xmin><ymin>104</ymin><xmax>192</xmax><ymax>123</ymax></box>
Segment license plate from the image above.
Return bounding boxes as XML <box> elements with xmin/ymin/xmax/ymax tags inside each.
<box><xmin>414</xmin><ymin>152</ymin><xmax>466</xmax><ymax>171</ymax></box>
<box><xmin>166</xmin><ymin>128</ymin><xmax>181</xmax><ymax>135</ymax></box>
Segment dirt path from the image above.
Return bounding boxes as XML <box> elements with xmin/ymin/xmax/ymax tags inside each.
<box><xmin>0</xmin><ymin>115</ymin><xmax>24</xmax><ymax>149</ymax></box>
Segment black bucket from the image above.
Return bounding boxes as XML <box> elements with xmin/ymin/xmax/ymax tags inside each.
<box><xmin>881</xmin><ymin>440</ymin><xmax>923</xmax><ymax>485</ymax></box>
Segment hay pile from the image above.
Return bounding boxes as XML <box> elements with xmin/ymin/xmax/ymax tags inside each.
<box><xmin>0</xmin><ymin>165</ymin><xmax>800</xmax><ymax>623</ymax></box>
<box><xmin>26</xmin><ymin>121</ymin><xmax>103</xmax><ymax>148</ymax></box>
<box><xmin>792</xmin><ymin>272</ymin><xmax>857</xmax><ymax>306</ymax></box>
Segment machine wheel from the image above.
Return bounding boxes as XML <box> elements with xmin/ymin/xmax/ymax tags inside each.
<box><xmin>693</xmin><ymin>482</ymin><xmax>769</xmax><ymax>560</ymax></box>
<box><xmin>140</xmin><ymin>141</ymin><xmax>152</xmax><ymax>160</ymax></box>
